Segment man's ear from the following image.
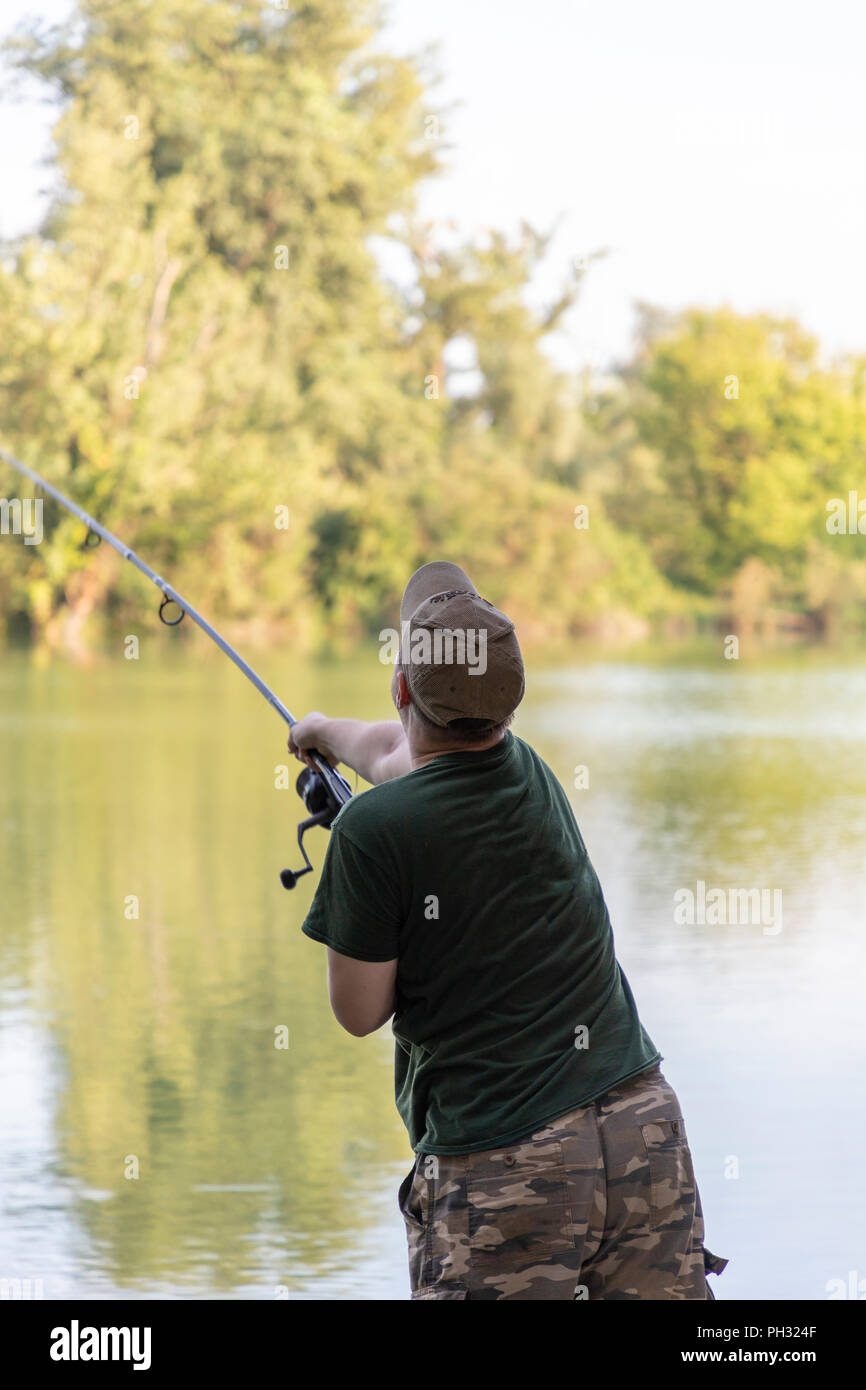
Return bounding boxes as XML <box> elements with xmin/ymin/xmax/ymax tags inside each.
<box><xmin>394</xmin><ymin>668</ymin><xmax>412</xmax><ymax>710</ymax></box>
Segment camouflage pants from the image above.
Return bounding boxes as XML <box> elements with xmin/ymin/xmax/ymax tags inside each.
<box><xmin>398</xmin><ymin>1064</ymin><xmax>728</xmax><ymax>1300</ymax></box>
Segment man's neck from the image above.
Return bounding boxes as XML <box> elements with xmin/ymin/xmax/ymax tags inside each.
<box><xmin>409</xmin><ymin>729</ymin><xmax>506</xmax><ymax>770</ymax></box>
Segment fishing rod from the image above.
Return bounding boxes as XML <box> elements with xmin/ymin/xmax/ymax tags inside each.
<box><xmin>0</xmin><ymin>444</ymin><xmax>352</xmax><ymax>888</ymax></box>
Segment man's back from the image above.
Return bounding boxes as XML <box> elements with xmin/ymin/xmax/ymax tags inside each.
<box><xmin>295</xmin><ymin>559</ymin><xmax>726</xmax><ymax>1299</ymax></box>
<box><xmin>302</xmin><ymin>730</ymin><xmax>659</xmax><ymax>1153</ymax></box>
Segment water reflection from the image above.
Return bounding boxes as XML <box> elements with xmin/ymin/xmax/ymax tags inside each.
<box><xmin>1</xmin><ymin>644</ymin><xmax>864</xmax><ymax>1299</ymax></box>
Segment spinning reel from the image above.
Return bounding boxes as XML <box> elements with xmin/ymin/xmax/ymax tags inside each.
<box><xmin>280</xmin><ymin>758</ymin><xmax>353</xmax><ymax>889</ymax></box>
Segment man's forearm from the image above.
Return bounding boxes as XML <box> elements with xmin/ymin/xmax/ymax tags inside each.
<box><xmin>303</xmin><ymin>718</ymin><xmax>410</xmax><ymax>785</ymax></box>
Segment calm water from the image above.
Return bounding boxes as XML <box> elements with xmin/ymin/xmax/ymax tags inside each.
<box><xmin>1</xmin><ymin>642</ymin><xmax>864</xmax><ymax>1301</ymax></box>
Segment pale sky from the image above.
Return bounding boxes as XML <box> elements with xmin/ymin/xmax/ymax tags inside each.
<box><xmin>2</xmin><ymin>0</ymin><xmax>865</xmax><ymax>371</ymax></box>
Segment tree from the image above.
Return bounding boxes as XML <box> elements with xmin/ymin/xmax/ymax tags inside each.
<box><xmin>589</xmin><ymin>305</ymin><xmax>866</xmax><ymax>629</ymax></box>
<box><xmin>0</xmin><ymin>0</ymin><xmax>438</xmax><ymax>651</ymax></box>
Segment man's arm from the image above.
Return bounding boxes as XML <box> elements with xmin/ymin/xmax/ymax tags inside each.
<box><xmin>327</xmin><ymin>949</ymin><xmax>397</xmax><ymax>1036</ymax></box>
<box><xmin>288</xmin><ymin>713</ymin><xmax>410</xmax><ymax>785</ymax></box>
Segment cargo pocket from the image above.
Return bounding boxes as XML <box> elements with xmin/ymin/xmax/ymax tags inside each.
<box><xmin>639</xmin><ymin>1117</ymin><xmax>694</xmax><ymax>1220</ymax></box>
<box><xmin>467</xmin><ymin>1141</ymin><xmax>574</xmax><ymax>1272</ymax></box>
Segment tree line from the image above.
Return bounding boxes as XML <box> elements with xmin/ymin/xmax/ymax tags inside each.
<box><xmin>2</xmin><ymin>0</ymin><xmax>864</xmax><ymax>656</ymax></box>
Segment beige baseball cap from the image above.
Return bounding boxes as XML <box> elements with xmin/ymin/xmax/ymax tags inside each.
<box><xmin>398</xmin><ymin>561</ymin><xmax>525</xmax><ymax>729</ymax></box>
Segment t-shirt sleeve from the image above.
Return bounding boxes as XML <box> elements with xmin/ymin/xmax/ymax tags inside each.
<box><xmin>300</xmin><ymin>822</ymin><xmax>402</xmax><ymax>962</ymax></box>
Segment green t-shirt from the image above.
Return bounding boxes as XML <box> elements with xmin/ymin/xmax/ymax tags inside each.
<box><xmin>301</xmin><ymin>731</ymin><xmax>660</xmax><ymax>1154</ymax></box>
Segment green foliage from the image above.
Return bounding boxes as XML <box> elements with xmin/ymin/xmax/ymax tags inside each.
<box><xmin>1</xmin><ymin>2</ymin><xmax>864</xmax><ymax>653</ymax></box>
<box><xmin>590</xmin><ymin>307</ymin><xmax>866</xmax><ymax>631</ymax></box>
<box><xmin>0</xmin><ymin>0</ymin><xmax>440</xmax><ymax>648</ymax></box>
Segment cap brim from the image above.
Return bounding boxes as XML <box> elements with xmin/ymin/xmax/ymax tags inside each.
<box><xmin>400</xmin><ymin>561</ymin><xmax>476</xmax><ymax>624</ymax></box>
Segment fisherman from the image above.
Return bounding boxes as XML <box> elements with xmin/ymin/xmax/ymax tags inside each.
<box><xmin>289</xmin><ymin>560</ymin><xmax>727</xmax><ymax>1301</ymax></box>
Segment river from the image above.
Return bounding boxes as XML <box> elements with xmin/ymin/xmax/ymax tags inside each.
<box><xmin>1</xmin><ymin>642</ymin><xmax>864</xmax><ymax>1300</ymax></box>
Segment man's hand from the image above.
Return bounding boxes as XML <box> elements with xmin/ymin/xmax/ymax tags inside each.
<box><xmin>288</xmin><ymin>714</ymin><xmax>411</xmax><ymax>785</ymax></box>
<box><xmin>288</xmin><ymin>711</ymin><xmax>338</xmax><ymax>769</ymax></box>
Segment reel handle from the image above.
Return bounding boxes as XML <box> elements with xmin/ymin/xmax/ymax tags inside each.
<box><xmin>279</xmin><ymin>762</ymin><xmax>346</xmax><ymax>889</ymax></box>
